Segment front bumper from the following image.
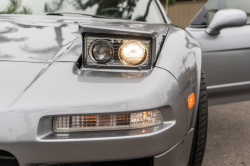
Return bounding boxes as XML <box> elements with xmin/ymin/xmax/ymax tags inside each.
<box><xmin>0</xmin><ymin>63</ymin><xmax>192</xmax><ymax>166</ymax></box>
<box><xmin>0</xmin><ymin>128</ymin><xmax>194</xmax><ymax>166</ymax></box>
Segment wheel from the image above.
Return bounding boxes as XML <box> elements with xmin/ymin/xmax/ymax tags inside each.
<box><xmin>188</xmin><ymin>69</ymin><xmax>208</xmax><ymax>166</ymax></box>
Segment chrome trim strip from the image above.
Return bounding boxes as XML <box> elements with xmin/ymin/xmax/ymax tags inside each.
<box><xmin>207</xmin><ymin>81</ymin><xmax>250</xmax><ymax>90</ymax></box>
<box><xmin>203</xmin><ymin>47</ymin><xmax>250</xmax><ymax>53</ymax></box>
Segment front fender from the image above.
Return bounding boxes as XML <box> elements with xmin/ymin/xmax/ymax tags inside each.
<box><xmin>156</xmin><ymin>25</ymin><xmax>202</xmax><ymax>130</ymax></box>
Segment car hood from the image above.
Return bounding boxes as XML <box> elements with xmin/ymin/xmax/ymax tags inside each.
<box><xmin>0</xmin><ymin>15</ymin><xmax>171</xmax><ymax>112</ymax></box>
<box><xmin>0</xmin><ymin>14</ymin><xmax>170</xmax><ymax>63</ymax></box>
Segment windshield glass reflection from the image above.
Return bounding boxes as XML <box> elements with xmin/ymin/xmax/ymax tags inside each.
<box><xmin>0</xmin><ymin>0</ymin><xmax>164</xmax><ymax>23</ymax></box>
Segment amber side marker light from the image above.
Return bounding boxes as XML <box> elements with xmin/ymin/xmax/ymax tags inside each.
<box><xmin>188</xmin><ymin>93</ymin><xmax>195</xmax><ymax>110</ymax></box>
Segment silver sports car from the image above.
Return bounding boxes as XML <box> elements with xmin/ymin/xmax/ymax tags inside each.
<box><xmin>0</xmin><ymin>1</ymin><xmax>207</xmax><ymax>166</ymax></box>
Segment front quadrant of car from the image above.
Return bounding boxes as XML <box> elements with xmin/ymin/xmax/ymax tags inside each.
<box><xmin>0</xmin><ymin>1</ymin><xmax>207</xmax><ymax>166</ymax></box>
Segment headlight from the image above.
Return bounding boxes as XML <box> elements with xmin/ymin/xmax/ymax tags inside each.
<box><xmin>84</xmin><ymin>34</ymin><xmax>151</xmax><ymax>69</ymax></box>
<box><xmin>88</xmin><ymin>40</ymin><xmax>114</xmax><ymax>64</ymax></box>
<box><xmin>119</xmin><ymin>41</ymin><xmax>148</xmax><ymax>66</ymax></box>
<box><xmin>53</xmin><ymin>109</ymin><xmax>163</xmax><ymax>132</ymax></box>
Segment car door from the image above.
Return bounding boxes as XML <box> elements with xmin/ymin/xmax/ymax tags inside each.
<box><xmin>186</xmin><ymin>0</ymin><xmax>250</xmax><ymax>105</ymax></box>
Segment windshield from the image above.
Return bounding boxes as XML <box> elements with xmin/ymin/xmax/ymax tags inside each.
<box><xmin>0</xmin><ymin>0</ymin><xmax>165</xmax><ymax>23</ymax></box>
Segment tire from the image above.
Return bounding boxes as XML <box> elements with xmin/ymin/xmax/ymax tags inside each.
<box><xmin>0</xmin><ymin>160</ymin><xmax>19</xmax><ymax>166</ymax></box>
<box><xmin>188</xmin><ymin>69</ymin><xmax>208</xmax><ymax>166</ymax></box>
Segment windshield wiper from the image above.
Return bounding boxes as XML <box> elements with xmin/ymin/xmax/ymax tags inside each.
<box><xmin>46</xmin><ymin>12</ymin><xmax>129</xmax><ymax>20</ymax></box>
<box><xmin>46</xmin><ymin>13</ymin><xmax>63</xmax><ymax>16</ymax></box>
<box><xmin>63</xmin><ymin>12</ymin><xmax>112</xmax><ymax>19</ymax></box>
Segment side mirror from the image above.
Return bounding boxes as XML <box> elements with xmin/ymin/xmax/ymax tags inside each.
<box><xmin>206</xmin><ymin>9</ymin><xmax>247</xmax><ymax>35</ymax></box>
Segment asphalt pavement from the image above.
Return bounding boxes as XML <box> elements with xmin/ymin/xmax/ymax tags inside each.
<box><xmin>202</xmin><ymin>101</ymin><xmax>250</xmax><ymax>166</ymax></box>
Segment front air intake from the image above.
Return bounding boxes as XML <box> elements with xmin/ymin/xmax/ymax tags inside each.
<box><xmin>0</xmin><ymin>150</ymin><xmax>19</xmax><ymax>166</ymax></box>
<box><xmin>41</xmin><ymin>157</ymin><xmax>153</xmax><ymax>166</ymax></box>
<box><xmin>91</xmin><ymin>158</ymin><xmax>152</xmax><ymax>166</ymax></box>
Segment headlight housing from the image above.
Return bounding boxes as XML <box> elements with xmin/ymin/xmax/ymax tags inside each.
<box><xmin>84</xmin><ymin>34</ymin><xmax>151</xmax><ymax>70</ymax></box>
<box><xmin>53</xmin><ymin>109</ymin><xmax>163</xmax><ymax>132</ymax></box>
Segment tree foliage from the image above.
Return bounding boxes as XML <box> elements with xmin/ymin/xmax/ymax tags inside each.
<box><xmin>0</xmin><ymin>0</ymin><xmax>31</xmax><ymax>14</ymax></box>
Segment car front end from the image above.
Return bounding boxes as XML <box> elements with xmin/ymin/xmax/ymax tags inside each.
<box><xmin>0</xmin><ymin>1</ymin><xmax>205</xmax><ymax>166</ymax></box>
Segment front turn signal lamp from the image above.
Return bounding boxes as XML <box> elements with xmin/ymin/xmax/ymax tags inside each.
<box><xmin>188</xmin><ymin>93</ymin><xmax>195</xmax><ymax>110</ymax></box>
<box><xmin>53</xmin><ymin>109</ymin><xmax>163</xmax><ymax>132</ymax></box>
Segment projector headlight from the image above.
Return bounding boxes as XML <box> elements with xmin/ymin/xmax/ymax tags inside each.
<box><xmin>84</xmin><ymin>34</ymin><xmax>151</xmax><ymax>69</ymax></box>
<box><xmin>119</xmin><ymin>41</ymin><xmax>148</xmax><ymax>66</ymax></box>
<box><xmin>53</xmin><ymin>109</ymin><xmax>163</xmax><ymax>132</ymax></box>
<box><xmin>88</xmin><ymin>40</ymin><xmax>114</xmax><ymax>64</ymax></box>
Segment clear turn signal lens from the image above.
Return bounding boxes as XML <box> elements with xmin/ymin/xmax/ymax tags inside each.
<box><xmin>53</xmin><ymin>109</ymin><xmax>163</xmax><ymax>132</ymax></box>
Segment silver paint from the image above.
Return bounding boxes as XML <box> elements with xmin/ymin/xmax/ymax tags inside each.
<box><xmin>156</xmin><ymin>25</ymin><xmax>202</xmax><ymax>129</ymax></box>
<box><xmin>154</xmin><ymin>129</ymin><xmax>194</xmax><ymax>166</ymax></box>
<box><xmin>0</xmin><ymin>3</ymin><xmax>202</xmax><ymax>166</ymax></box>
<box><xmin>0</xmin><ymin>16</ymin><xmax>79</xmax><ymax>63</ymax></box>
<box><xmin>0</xmin><ymin>64</ymin><xmax>188</xmax><ymax>165</ymax></box>
<box><xmin>205</xmin><ymin>9</ymin><xmax>247</xmax><ymax>35</ymax></box>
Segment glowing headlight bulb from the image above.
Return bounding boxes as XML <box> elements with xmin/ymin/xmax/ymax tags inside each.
<box><xmin>119</xmin><ymin>41</ymin><xmax>148</xmax><ymax>66</ymax></box>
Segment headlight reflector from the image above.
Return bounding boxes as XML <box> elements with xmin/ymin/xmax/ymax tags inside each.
<box><xmin>53</xmin><ymin>109</ymin><xmax>163</xmax><ymax>132</ymax></box>
<box><xmin>88</xmin><ymin>40</ymin><xmax>114</xmax><ymax>64</ymax></box>
<box><xmin>119</xmin><ymin>41</ymin><xmax>148</xmax><ymax>66</ymax></box>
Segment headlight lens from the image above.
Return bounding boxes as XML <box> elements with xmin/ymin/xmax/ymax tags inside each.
<box><xmin>53</xmin><ymin>109</ymin><xmax>163</xmax><ymax>132</ymax></box>
<box><xmin>84</xmin><ymin>35</ymin><xmax>151</xmax><ymax>69</ymax></box>
<box><xmin>88</xmin><ymin>40</ymin><xmax>114</xmax><ymax>64</ymax></box>
<box><xmin>119</xmin><ymin>41</ymin><xmax>147</xmax><ymax>66</ymax></box>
